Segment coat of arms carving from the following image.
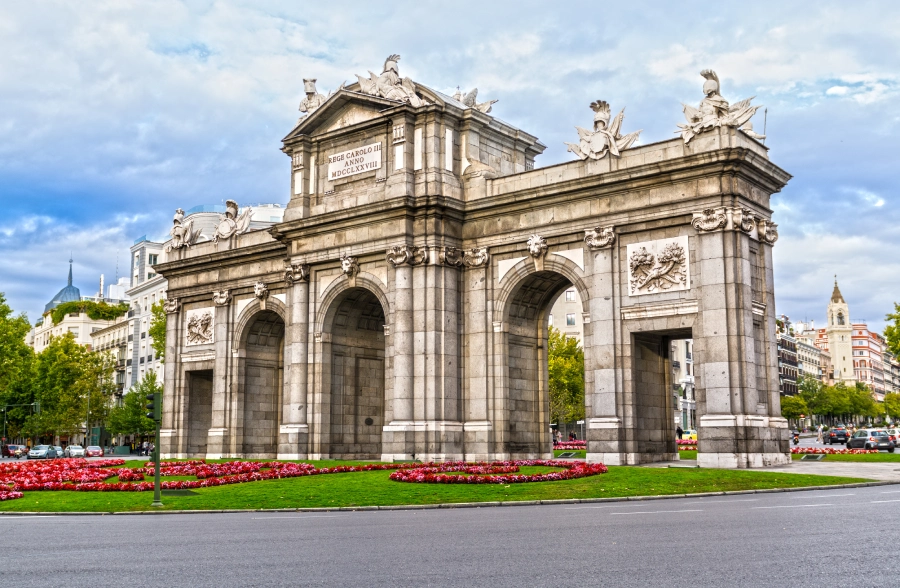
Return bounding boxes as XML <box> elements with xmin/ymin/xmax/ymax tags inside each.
<box><xmin>627</xmin><ymin>236</ymin><xmax>690</xmax><ymax>296</ymax></box>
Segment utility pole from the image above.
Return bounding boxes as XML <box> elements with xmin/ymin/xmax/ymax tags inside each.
<box><xmin>145</xmin><ymin>391</ymin><xmax>162</xmax><ymax>507</ymax></box>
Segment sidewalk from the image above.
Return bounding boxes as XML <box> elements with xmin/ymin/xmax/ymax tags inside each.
<box><xmin>642</xmin><ymin>459</ymin><xmax>900</xmax><ymax>482</ymax></box>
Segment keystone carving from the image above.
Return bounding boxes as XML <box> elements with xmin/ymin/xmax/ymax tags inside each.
<box><xmin>386</xmin><ymin>245</ymin><xmax>427</xmax><ymax>267</ymax></box>
<box><xmin>254</xmin><ymin>281</ymin><xmax>269</xmax><ymax>300</ymax></box>
<box><xmin>463</xmin><ymin>247</ymin><xmax>490</xmax><ymax>268</ymax></box>
<box><xmin>527</xmin><ymin>234</ymin><xmax>548</xmax><ymax>259</ymax></box>
<box><xmin>584</xmin><ymin>226</ymin><xmax>616</xmax><ymax>249</ymax></box>
<box><xmin>691</xmin><ymin>208</ymin><xmax>728</xmax><ymax>232</ymax></box>
<box><xmin>163</xmin><ymin>297</ymin><xmax>179</xmax><ymax>314</ymax></box>
<box><xmin>340</xmin><ymin>255</ymin><xmax>359</xmax><ymax>277</ymax></box>
<box><xmin>212</xmin><ymin>290</ymin><xmax>232</xmax><ymax>306</ymax></box>
<box><xmin>284</xmin><ymin>263</ymin><xmax>311</xmax><ymax>284</ymax></box>
<box><xmin>439</xmin><ymin>247</ymin><xmax>463</xmax><ymax>267</ymax></box>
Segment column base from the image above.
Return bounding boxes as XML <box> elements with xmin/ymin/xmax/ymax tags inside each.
<box><xmin>697</xmin><ymin>452</ymin><xmax>791</xmax><ymax>468</ymax></box>
<box><xmin>205</xmin><ymin>427</ymin><xmax>229</xmax><ymax>460</ymax></box>
<box><xmin>277</xmin><ymin>424</ymin><xmax>309</xmax><ymax>460</ymax></box>
<box><xmin>381</xmin><ymin>421</ymin><xmax>464</xmax><ymax>462</ymax></box>
<box><xmin>698</xmin><ymin>414</ymin><xmax>790</xmax><ymax>468</ymax></box>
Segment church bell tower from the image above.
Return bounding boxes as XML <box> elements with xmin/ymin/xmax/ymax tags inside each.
<box><xmin>825</xmin><ymin>278</ymin><xmax>854</xmax><ymax>383</ymax></box>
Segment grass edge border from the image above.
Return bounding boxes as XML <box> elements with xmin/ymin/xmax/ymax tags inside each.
<box><xmin>1</xmin><ymin>479</ymin><xmax>894</xmax><ymax>517</ymax></box>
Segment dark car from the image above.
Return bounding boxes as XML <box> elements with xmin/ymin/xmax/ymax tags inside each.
<box><xmin>846</xmin><ymin>429</ymin><xmax>895</xmax><ymax>452</ymax></box>
<box><xmin>1</xmin><ymin>444</ymin><xmax>22</xmax><ymax>458</ymax></box>
<box><xmin>825</xmin><ymin>427</ymin><xmax>849</xmax><ymax>444</ymax></box>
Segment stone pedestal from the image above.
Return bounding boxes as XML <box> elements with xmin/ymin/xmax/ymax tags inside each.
<box><xmin>277</xmin><ymin>424</ymin><xmax>309</xmax><ymax>460</ymax></box>
<box><xmin>697</xmin><ymin>414</ymin><xmax>791</xmax><ymax>468</ymax></box>
<box><xmin>205</xmin><ymin>427</ymin><xmax>229</xmax><ymax>460</ymax></box>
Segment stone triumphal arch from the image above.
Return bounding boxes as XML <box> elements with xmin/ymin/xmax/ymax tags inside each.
<box><xmin>157</xmin><ymin>58</ymin><xmax>792</xmax><ymax>468</ymax></box>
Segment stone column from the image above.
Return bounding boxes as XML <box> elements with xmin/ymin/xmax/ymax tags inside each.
<box><xmin>160</xmin><ymin>297</ymin><xmax>181</xmax><ymax>459</ymax></box>
<box><xmin>279</xmin><ymin>265</ymin><xmax>310</xmax><ymax>459</ymax></box>
<box><xmin>582</xmin><ymin>227</ymin><xmax>625</xmax><ymax>465</ymax></box>
<box><xmin>206</xmin><ymin>292</ymin><xmax>232</xmax><ymax>459</ymax></box>
<box><xmin>461</xmin><ymin>252</ymin><xmax>491</xmax><ymax>460</ymax></box>
<box><xmin>382</xmin><ymin>262</ymin><xmax>414</xmax><ymax>460</ymax></box>
<box><xmin>692</xmin><ymin>208</ymin><xmax>790</xmax><ymax>468</ymax></box>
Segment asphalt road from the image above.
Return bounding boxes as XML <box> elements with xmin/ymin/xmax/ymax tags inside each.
<box><xmin>3</xmin><ymin>485</ymin><xmax>899</xmax><ymax>587</ymax></box>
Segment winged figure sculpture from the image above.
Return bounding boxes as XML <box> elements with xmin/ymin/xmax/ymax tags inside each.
<box><xmin>566</xmin><ymin>100</ymin><xmax>642</xmax><ymax>160</ymax></box>
<box><xmin>677</xmin><ymin>70</ymin><xmax>762</xmax><ymax>144</ymax></box>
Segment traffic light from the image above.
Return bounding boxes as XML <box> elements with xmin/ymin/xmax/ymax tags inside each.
<box><xmin>145</xmin><ymin>393</ymin><xmax>161</xmax><ymax>421</ymax></box>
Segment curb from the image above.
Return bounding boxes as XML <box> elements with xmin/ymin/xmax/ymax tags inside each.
<box><xmin>1</xmin><ymin>479</ymin><xmax>897</xmax><ymax>517</ymax></box>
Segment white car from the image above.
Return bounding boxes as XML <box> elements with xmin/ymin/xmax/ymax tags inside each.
<box><xmin>65</xmin><ymin>445</ymin><xmax>86</xmax><ymax>458</ymax></box>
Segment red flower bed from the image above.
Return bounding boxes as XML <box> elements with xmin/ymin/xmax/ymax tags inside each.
<box><xmin>0</xmin><ymin>458</ymin><xmax>609</xmax><ymax>501</ymax></box>
<box><xmin>676</xmin><ymin>439</ymin><xmax>697</xmax><ymax>445</ymax></box>
<box><xmin>389</xmin><ymin>460</ymin><xmax>608</xmax><ymax>484</ymax></box>
<box><xmin>678</xmin><ymin>445</ymin><xmax>698</xmax><ymax>451</ymax></box>
<box><xmin>790</xmin><ymin>447</ymin><xmax>879</xmax><ymax>455</ymax></box>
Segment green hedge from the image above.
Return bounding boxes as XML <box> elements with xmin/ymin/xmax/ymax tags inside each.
<box><xmin>50</xmin><ymin>300</ymin><xmax>129</xmax><ymax>325</ymax></box>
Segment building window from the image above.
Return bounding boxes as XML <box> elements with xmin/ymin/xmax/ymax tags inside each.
<box><xmin>566</xmin><ymin>313</ymin><xmax>575</xmax><ymax>326</ymax></box>
<box><xmin>837</xmin><ymin>312</ymin><xmax>845</xmax><ymax>326</ymax></box>
<box><xmin>148</xmin><ymin>254</ymin><xmax>158</xmax><ymax>265</ymax></box>
<box><xmin>548</xmin><ymin>314</ymin><xmax>553</xmax><ymax>325</ymax></box>
<box><xmin>565</xmin><ymin>290</ymin><xmax>575</xmax><ymax>302</ymax></box>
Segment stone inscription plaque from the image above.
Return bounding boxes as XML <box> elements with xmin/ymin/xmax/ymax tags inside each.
<box><xmin>327</xmin><ymin>142</ymin><xmax>382</xmax><ymax>181</ymax></box>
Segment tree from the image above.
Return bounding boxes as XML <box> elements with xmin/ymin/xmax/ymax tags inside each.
<box><xmin>107</xmin><ymin>372</ymin><xmax>159</xmax><ymax>438</ymax></box>
<box><xmin>24</xmin><ymin>333</ymin><xmax>116</xmax><ymax>439</ymax></box>
<box><xmin>780</xmin><ymin>395</ymin><xmax>807</xmax><ymax>421</ymax></box>
<box><xmin>0</xmin><ymin>292</ymin><xmax>36</xmax><ymax>438</ymax></box>
<box><xmin>847</xmin><ymin>382</ymin><xmax>880</xmax><ymax>419</ymax></box>
<box><xmin>149</xmin><ymin>299</ymin><xmax>166</xmax><ymax>362</ymax></box>
<box><xmin>884</xmin><ymin>393</ymin><xmax>900</xmax><ymax>421</ymax></box>
<box><xmin>885</xmin><ymin>302</ymin><xmax>900</xmax><ymax>359</ymax></box>
<box><xmin>797</xmin><ymin>374</ymin><xmax>823</xmax><ymax>406</ymax></box>
<box><xmin>547</xmin><ymin>326</ymin><xmax>585</xmax><ymax>425</ymax></box>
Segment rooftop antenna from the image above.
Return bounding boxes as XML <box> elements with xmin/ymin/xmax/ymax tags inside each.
<box><xmin>762</xmin><ymin>108</ymin><xmax>768</xmax><ymax>146</ymax></box>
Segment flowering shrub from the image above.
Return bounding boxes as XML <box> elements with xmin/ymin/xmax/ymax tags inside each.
<box><xmin>677</xmin><ymin>445</ymin><xmax>698</xmax><ymax>451</ymax></box>
<box><xmin>790</xmin><ymin>447</ymin><xmax>879</xmax><ymax>455</ymax></box>
<box><xmin>0</xmin><ymin>457</ymin><xmax>608</xmax><ymax>501</ymax></box>
<box><xmin>389</xmin><ymin>460</ymin><xmax>608</xmax><ymax>484</ymax></box>
<box><xmin>553</xmin><ymin>441</ymin><xmax>586</xmax><ymax>449</ymax></box>
<box><xmin>676</xmin><ymin>439</ymin><xmax>696</xmax><ymax>445</ymax></box>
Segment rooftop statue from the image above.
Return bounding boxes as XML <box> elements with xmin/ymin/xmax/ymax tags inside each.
<box><xmin>452</xmin><ymin>87</ymin><xmax>497</xmax><ymax>114</ymax></box>
<box><xmin>213</xmin><ymin>200</ymin><xmax>253</xmax><ymax>243</ymax></box>
<box><xmin>166</xmin><ymin>208</ymin><xmax>202</xmax><ymax>252</ymax></box>
<box><xmin>356</xmin><ymin>54</ymin><xmax>424</xmax><ymax>107</ymax></box>
<box><xmin>297</xmin><ymin>79</ymin><xmax>328</xmax><ymax>121</ymax></box>
<box><xmin>677</xmin><ymin>70</ymin><xmax>761</xmax><ymax>144</ymax></box>
<box><xmin>565</xmin><ymin>100</ymin><xmax>641</xmax><ymax>160</ymax></box>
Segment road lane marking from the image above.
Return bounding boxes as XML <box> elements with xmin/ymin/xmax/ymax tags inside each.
<box><xmin>683</xmin><ymin>499</ymin><xmax>759</xmax><ymax>504</ymax></box>
<box><xmin>790</xmin><ymin>493</ymin><xmax>853</xmax><ymax>499</ymax></box>
<box><xmin>610</xmin><ymin>509</ymin><xmax>702</xmax><ymax>515</ymax></box>
<box><xmin>870</xmin><ymin>499</ymin><xmax>900</xmax><ymax>504</ymax></box>
<box><xmin>880</xmin><ymin>490</ymin><xmax>900</xmax><ymax>494</ymax></box>
<box><xmin>752</xmin><ymin>504</ymin><xmax>833</xmax><ymax>509</ymax></box>
<box><xmin>251</xmin><ymin>515</ymin><xmax>345</xmax><ymax>520</ymax></box>
<box><xmin>564</xmin><ymin>505</ymin><xmax>642</xmax><ymax>510</ymax></box>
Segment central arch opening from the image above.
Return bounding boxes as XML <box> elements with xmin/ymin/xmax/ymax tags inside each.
<box><xmin>506</xmin><ymin>270</ymin><xmax>583</xmax><ymax>458</ymax></box>
<box><xmin>241</xmin><ymin>310</ymin><xmax>285</xmax><ymax>458</ymax></box>
<box><xmin>326</xmin><ymin>287</ymin><xmax>386</xmax><ymax>459</ymax></box>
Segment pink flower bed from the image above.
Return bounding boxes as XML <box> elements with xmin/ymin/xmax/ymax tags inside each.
<box><xmin>389</xmin><ymin>460</ymin><xmax>608</xmax><ymax>484</ymax></box>
<box><xmin>676</xmin><ymin>439</ymin><xmax>696</xmax><ymax>445</ymax></box>
<box><xmin>790</xmin><ymin>447</ymin><xmax>879</xmax><ymax>455</ymax></box>
<box><xmin>553</xmin><ymin>441</ymin><xmax>586</xmax><ymax>449</ymax></box>
<box><xmin>0</xmin><ymin>458</ymin><xmax>608</xmax><ymax>501</ymax></box>
<box><xmin>678</xmin><ymin>445</ymin><xmax>698</xmax><ymax>451</ymax></box>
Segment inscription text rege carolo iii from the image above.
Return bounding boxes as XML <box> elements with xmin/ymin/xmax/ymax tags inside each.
<box><xmin>328</xmin><ymin>142</ymin><xmax>382</xmax><ymax>180</ymax></box>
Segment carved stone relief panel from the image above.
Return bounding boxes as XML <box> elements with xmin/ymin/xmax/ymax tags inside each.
<box><xmin>626</xmin><ymin>236</ymin><xmax>690</xmax><ymax>296</ymax></box>
<box><xmin>185</xmin><ymin>307</ymin><xmax>215</xmax><ymax>346</ymax></box>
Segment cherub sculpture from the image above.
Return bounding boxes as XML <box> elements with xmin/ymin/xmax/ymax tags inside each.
<box><xmin>356</xmin><ymin>54</ymin><xmax>424</xmax><ymax>107</ymax></box>
<box><xmin>166</xmin><ymin>208</ymin><xmax>201</xmax><ymax>252</ymax></box>
<box><xmin>566</xmin><ymin>100</ymin><xmax>641</xmax><ymax>160</ymax></box>
<box><xmin>213</xmin><ymin>200</ymin><xmax>253</xmax><ymax>243</ymax></box>
<box><xmin>677</xmin><ymin>70</ymin><xmax>761</xmax><ymax>144</ymax></box>
<box><xmin>452</xmin><ymin>87</ymin><xmax>497</xmax><ymax>114</ymax></box>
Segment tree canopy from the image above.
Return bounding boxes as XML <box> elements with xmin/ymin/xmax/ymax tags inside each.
<box><xmin>149</xmin><ymin>299</ymin><xmax>166</xmax><ymax>362</ymax></box>
<box><xmin>106</xmin><ymin>372</ymin><xmax>159</xmax><ymax>437</ymax></box>
<box><xmin>548</xmin><ymin>326</ymin><xmax>585</xmax><ymax>425</ymax></box>
<box><xmin>50</xmin><ymin>300</ymin><xmax>129</xmax><ymax>325</ymax></box>
<box><xmin>0</xmin><ymin>292</ymin><xmax>37</xmax><ymax>438</ymax></box>
<box><xmin>780</xmin><ymin>395</ymin><xmax>807</xmax><ymax>421</ymax></box>
<box><xmin>885</xmin><ymin>302</ymin><xmax>900</xmax><ymax>359</ymax></box>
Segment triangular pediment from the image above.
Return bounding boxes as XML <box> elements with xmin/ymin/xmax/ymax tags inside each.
<box><xmin>283</xmin><ymin>89</ymin><xmax>405</xmax><ymax>142</ymax></box>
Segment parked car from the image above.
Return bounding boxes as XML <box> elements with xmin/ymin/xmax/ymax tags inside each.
<box><xmin>681</xmin><ymin>429</ymin><xmax>698</xmax><ymax>440</ymax></box>
<box><xmin>2</xmin><ymin>444</ymin><xmax>22</xmax><ymax>458</ymax></box>
<box><xmin>825</xmin><ymin>427</ymin><xmax>849</xmax><ymax>444</ymax></box>
<box><xmin>14</xmin><ymin>445</ymin><xmax>28</xmax><ymax>458</ymax></box>
<box><xmin>27</xmin><ymin>445</ymin><xmax>59</xmax><ymax>459</ymax></box>
<box><xmin>53</xmin><ymin>446</ymin><xmax>64</xmax><ymax>458</ymax></box>
<box><xmin>65</xmin><ymin>445</ymin><xmax>86</xmax><ymax>458</ymax></box>
<box><xmin>84</xmin><ymin>446</ymin><xmax>104</xmax><ymax>457</ymax></box>
<box><xmin>883</xmin><ymin>429</ymin><xmax>900</xmax><ymax>447</ymax></box>
<box><xmin>846</xmin><ymin>429</ymin><xmax>895</xmax><ymax>452</ymax></box>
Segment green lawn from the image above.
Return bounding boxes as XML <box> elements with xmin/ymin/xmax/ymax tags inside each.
<box><xmin>678</xmin><ymin>450</ymin><xmax>697</xmax><ymax>460</ymax></box>
<box><xmin>791</xmin><ymin>452</ymin><xmax>900</xmax><ymax>462</ymax></box>
<box><xmin>553</xmin><ymin>449</ymin><xmax>586</xmax><ymax>458</ymax></box>
<box><xmin>0</xmin><ymin>461</ymin><xmax>869</xmax><ymax>513</ymax></box>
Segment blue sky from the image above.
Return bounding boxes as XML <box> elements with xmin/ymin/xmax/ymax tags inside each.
<box><xmin>1</xmin><ymin>1</ymin><xmax>897</xmax><ymax>332</ymax></box>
